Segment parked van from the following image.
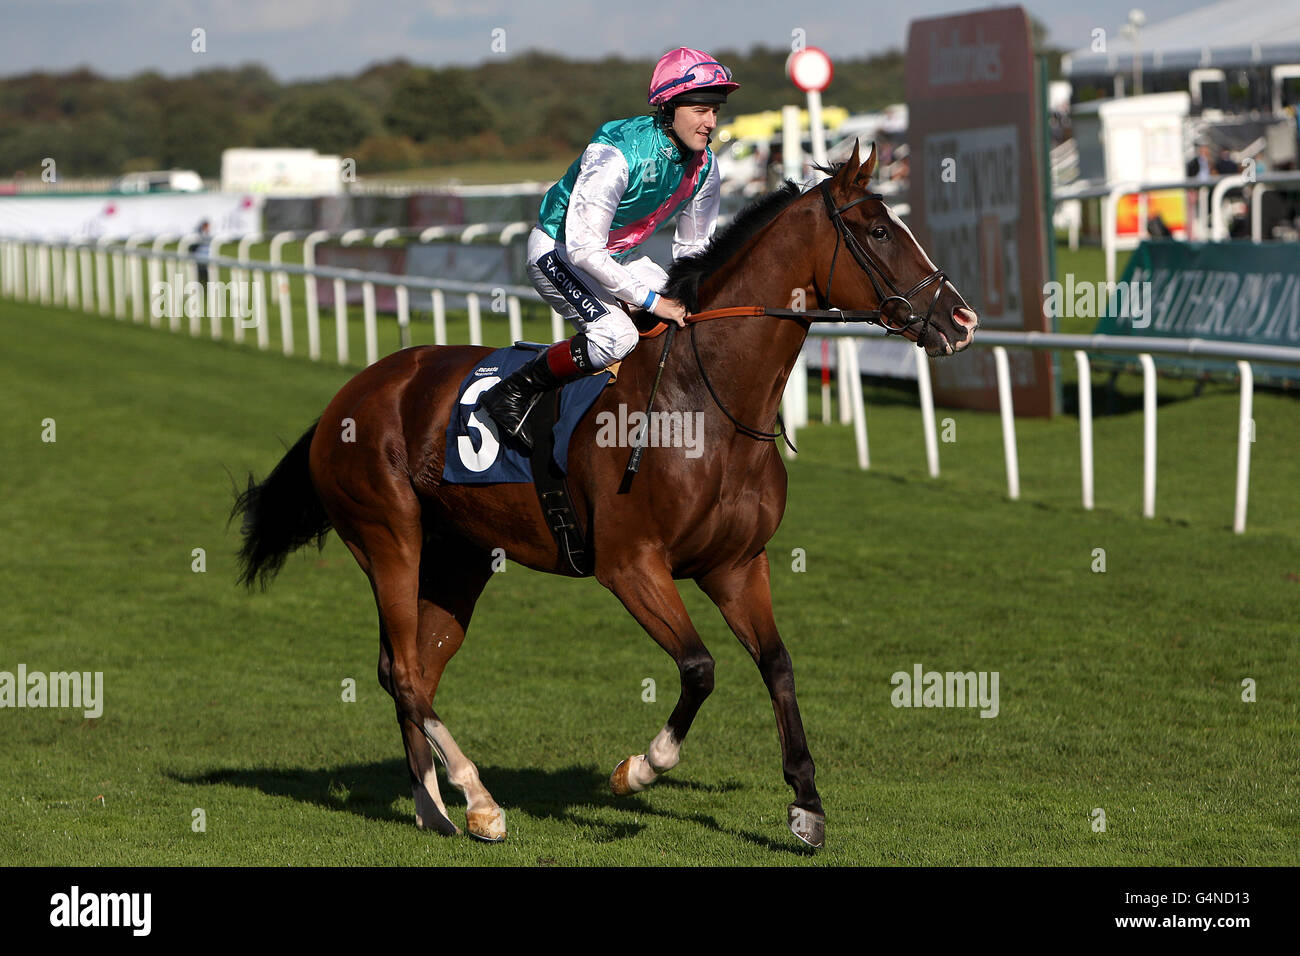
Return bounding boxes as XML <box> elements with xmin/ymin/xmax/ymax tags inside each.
<box><xmin>111</xmin><ymin>170</ymin><xmax>204</xmax><ymax>194</ymax></box>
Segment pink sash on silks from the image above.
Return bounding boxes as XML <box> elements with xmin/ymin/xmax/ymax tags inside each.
<box><xmin>605</xmin><ymin>150</ymin><xmax>706</xmax><ymax>257</ymax></box>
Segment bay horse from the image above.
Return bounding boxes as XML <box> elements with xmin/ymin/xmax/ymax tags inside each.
<box><xmin>232</xmin><ymin>142</ymin><xmax>978</xmax><ymax>849</ymax></box>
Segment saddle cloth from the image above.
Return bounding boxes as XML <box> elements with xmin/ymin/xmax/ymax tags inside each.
<box><xmin>442</xmin><ymin>343</ymin><xmax>612</xmax><ymax>484</ymax></box>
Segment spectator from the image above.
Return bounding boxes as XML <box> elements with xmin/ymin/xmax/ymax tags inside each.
<box><xmin>1214</xmin><ymin>147</ymin><xmax>1239</xmax><ymax>175</ymax></box>
<box><xmin>1187</xmin><ymin>143</ymin><xmax>1214</xmax><ymax>180</ymax></box>
<box><xmin>190</xmin><ymin>220</ymin><xmax>212</xmax><ymax>286</ymax></box>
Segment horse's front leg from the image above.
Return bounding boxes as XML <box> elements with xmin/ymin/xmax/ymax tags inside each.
<box><xmin>699</xmin><ymin>550</ymin><xmax>823</xmax><ymax>847</ymax></box>
<box><xmin>598</xmin><ymin>553</ymin><xmax>715</xmax><ymax>796</ymax></box>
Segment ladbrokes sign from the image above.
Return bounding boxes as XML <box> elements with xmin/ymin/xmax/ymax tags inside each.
<box><xmin>907</xmin><ymin>6</ymin><xmax>1054</xmax><ymax>417</ymax></box>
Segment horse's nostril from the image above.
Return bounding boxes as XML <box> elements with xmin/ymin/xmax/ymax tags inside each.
<box><xmin>953</xmin><ymin>307</ymin><xmax>979</xmax><ymax>331</ymax></box>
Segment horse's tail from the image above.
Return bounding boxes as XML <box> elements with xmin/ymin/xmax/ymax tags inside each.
<box><xmin>231</xmin><ymin>421</ymin><xmax>332</xmax><ymax>590</ymax></box>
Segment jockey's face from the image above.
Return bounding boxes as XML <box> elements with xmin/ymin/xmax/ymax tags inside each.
<box><xmin>672</xmin><ymin>104</ymin><xmax>719</xmax><ymax>152</ymax></box>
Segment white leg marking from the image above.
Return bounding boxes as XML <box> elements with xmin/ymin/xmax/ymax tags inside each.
<box><xmin>625</xmin><ymin>754</ymin><xmax>657</xmax><ymax>790</ymax></box>
<box><xmin>646</xmin><ymin>725</ymin><xmax>680</xmax><ymax>775</ymax></box>
<box><xmin>422</xmin><ymin>718</ymin><xmax>499</xmax><ymax>813</ymax></box>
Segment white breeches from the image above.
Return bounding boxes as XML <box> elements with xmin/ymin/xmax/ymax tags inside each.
<box><xmin>525</xmin><ymin>227</ymin><xmax>668</xmax><ymax>368</ymax></box>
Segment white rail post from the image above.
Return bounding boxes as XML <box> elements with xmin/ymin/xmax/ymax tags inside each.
<box><xmin>12</xmin><ymin>241</ymin><xmax>23</xmax><ymax>299</ymax></box>
<box><xmin>110</xmin><ymin>244</ymin><xmax>126</xmax><ymax>317</ymax></box>
<box><xmin>499</xmin><ymin>222</ymin><xmax>530</xmax><ymax>247</ymax></box>
<box><xmin>1074</xmin><ymin>350</ymin><xmax>1095</xmax><ymax>510</ymax></box>
<box><xmin>1210</xmin><ymin>174</ymin><xmax>1245</xmax><ymax>241</ymax></box>
<box><xmin>507</xmin><ymin>295</ymin><xmax>523</xmax><ymax>343</ymax></box>
<box><xmin>836</xmin><ymin>338</ymin><xmax>853</xmax><ymax>424</ymax></box>
<box><xmin>150</xmin><ymin>235</ymin><xmax>176</xmax><ymax>330</ymax></box>
<box><xmin>95</xmin><ymin>237</ymin><xmax>113</xmax><ymax>317</ymax></box>
<box><xmin>551</xmin><ymin>308</ymin><xmax>565</xmax><ymax>343</ymax></box>
<box><xmin>270</xmin><ymin>231</ymin><xmax>297</xmax><ymax>357</ymax></box>
<box><xmin>46</xmin><ymin>242</ymin><xmax>62</xmax><ymax>306</ymax></box>
<box><xmin>303</xmin><ymin>230</ymin><xmax>330</xmax><ymax>361</ymax></box>
<box><xmin>64</xmin><ymin>246</ymin><xmax>79</xmax><ymax>308</ymax></box>
<box><xmin>79</xmin><ymin>245</ymin><xmax>94</xmax><ymax>314</ymax></box>
<box><xmin>17</xmin><ymin>241</ymin><xmax>29</xmax><ymax>300</ymax></box>
<box><xmin>251</xmin><ymin>264</ymin><xmax>268</xmax><ymax>349</ymax></box>
<box><xmin>467</xmin><ymin>292</ymin><xmax>482</xmax><ymax>345</ymax></box>
<box><xmin>362</xmin><ymin>280</ymin><xmax>378</xmax><ymax>366</ymax></box>
<box><xmin>1138</xmin><ymin>352</ymin><xmax>1157</xmax><ymax>518</ymax></box>
<box><xmin>26</xmin><ymin>242</ymin><xmax>38</xmax><ymax>303</ymax></box>
<box><xmin>432</xmin><ymin>289</ymin><xmax>447</xmax><ymax>345</ymax></box>
<box><xmin>170</xmin><ymin>234</ymin><xmax>200</xmax><ymax>335</ymax></box>
<box><xmin>821</xmin><ymin>339</ymin><xmax>832</xmax><ymax>424</ymax></box>
<box><xmin>1251</xmin><ymin>185</ymin><xmax>1268</xmax><ymax>243</ymax></box>
<box><xmin>992</xmin><ymin>346</ymin><xmax>1020</xmax><ymax>500</ymax></box>
<box><xmin>845</xmin><ymin>339</ymin><xmax>869</xmax><ymax>469</ymax></box>
<box><xmin>334</xmin><ymin>277</ymin><xmax>349</xmax><ymax>365</ymax></box>
<box><xmin>396</xmin><ymin>285</ymin><xmax>411</xmax><ymax>350</ymax></box>
<box><xmin>31</xmin><ymin>242</ymin><xmax>46</xmax><ymax>306</ymax></box>
<box><xmin>1234</xmin><ymin>360</ymin><xmax>1253</xmax><ymax>534</ymax></box>
<box><xmin>125</xmin><ymin>236</ymin><xmax>147</xmax><ymax>322</ymax></box>
<box><xmin>915</xmin><ymin>347</ymin><xmax>939</xmax><ymax>477</ymax></box>
<box><xmin>235</xmin><ymin>234</ymin><xmax>263</xmax><ymax>345</ymax></box>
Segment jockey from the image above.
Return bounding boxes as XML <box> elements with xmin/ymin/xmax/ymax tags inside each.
<box><xmin>480</xmin><ymin>47</ymin><xmax>738</xmax><ymax>451</ymax></box>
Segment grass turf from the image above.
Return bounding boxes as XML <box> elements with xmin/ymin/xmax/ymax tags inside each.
<box><xmin>1</xmin><ymin>276</ymin><xmax>1297</xmax><ymax>866</ymax></box>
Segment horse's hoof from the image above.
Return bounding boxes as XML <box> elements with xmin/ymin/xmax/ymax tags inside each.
<box><xmin>787</xmin><ymin>804</ymin><xmax>825</xmax><ymax>848</ymax></box>
<box><xmin>466</xmin><ymin>807</ymin><xmax>507</xmax><ymax>842</ymax></box>
<box><xmin>610</xmin><ymin>755</ymin><xmax>651</xmax><ymax>796</ymax></box>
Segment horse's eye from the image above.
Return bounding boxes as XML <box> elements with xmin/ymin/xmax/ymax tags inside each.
<box><xmin>871</xmin><ymin>226</ymin><xmax>889</xmax><ymax>241</ymax></box>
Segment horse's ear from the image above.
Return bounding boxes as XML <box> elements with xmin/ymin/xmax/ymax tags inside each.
<box><xmin>842</xmin><ymin>139</ymin><xmax>862</xmax><ymax>179</ymax></box>
<box><xmin>853</xmin><ymin>141</ymin><xmax>879</xmax><ymax>185</ymax></box>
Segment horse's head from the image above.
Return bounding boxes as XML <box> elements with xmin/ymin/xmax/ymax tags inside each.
<box><xmin>818</xmin><ymin>141</ymin><xmax>978</xmax><ymax>357</ymax></box>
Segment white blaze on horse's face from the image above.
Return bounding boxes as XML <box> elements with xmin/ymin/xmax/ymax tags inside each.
<box><xmin>883</xmin><ymin>203</ymin><xmax>980</xmax><ymax>355</ymax></box>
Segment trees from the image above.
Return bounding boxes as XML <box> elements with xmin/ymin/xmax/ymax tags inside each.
<box><xmin>269</xmin><ymin>87</ymin><xmax>376</xmax><ymax>154</ymax></box>
<box><xmin>384</xmin><ymin>67</ymin><xmax>493</xmax><ymax>142</ymax></box>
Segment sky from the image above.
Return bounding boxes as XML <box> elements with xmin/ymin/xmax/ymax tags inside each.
<box><xmin>1</xmin><ymin>0</ymin><xmax>1212</xmax><ymax>81</ymax></box>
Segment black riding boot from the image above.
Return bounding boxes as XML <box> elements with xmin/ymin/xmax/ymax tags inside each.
<box><xmin>480</xmin><ymin>336</ymin><xmax>593</xmax><ymax>452</ymax></box>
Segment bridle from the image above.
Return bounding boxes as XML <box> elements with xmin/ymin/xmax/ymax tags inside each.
<box><xmin>637</xmin><ymin>177</ymin><xmax>970</xmax><ymax>455</ymax></box>
<box><xmin>817</xmin><ymin>179</ymin><xmax>956</xmax><ymax>348</ymax></box>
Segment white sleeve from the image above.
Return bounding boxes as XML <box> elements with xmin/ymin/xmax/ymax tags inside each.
<box><xmin>563</xmin><ymin>143</ymin><xmax>657</xmax><ymax>308</ymax></box>
<box><xmin>672</xmin><ymin>157</ymin><xmax>721</xmax><ymax>261</ymax></box>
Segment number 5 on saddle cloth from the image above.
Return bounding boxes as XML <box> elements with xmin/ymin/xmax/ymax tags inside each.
<box><xmin>443</xmin><ymin>343</ymin><xmax>613</xmax><ymax>574</ymax></box>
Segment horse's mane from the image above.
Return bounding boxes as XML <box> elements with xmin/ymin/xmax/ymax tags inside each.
<box><xmin>663</xmin><ymin>179</ymin><xmax>806</xmax><ymax>312</ymax></box>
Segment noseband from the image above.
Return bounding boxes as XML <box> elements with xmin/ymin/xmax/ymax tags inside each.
<box><xmin>818</xmin><ymin>180</ymin><xmax>950</xmax><ymax>347</ymax></box>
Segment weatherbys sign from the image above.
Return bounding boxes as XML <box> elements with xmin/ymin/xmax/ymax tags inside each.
<box><xmin>1095</xmin><ymin>240</ymin><xmax>1300</xmax><ymax>385</ymax></box>
<box><xmin>906</xmin><ymin>6</ymin><xmax>1053</xmax><ymax>417</ymax></box>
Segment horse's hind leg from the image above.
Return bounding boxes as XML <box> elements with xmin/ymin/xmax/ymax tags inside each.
<box><xmin>699</xmin><ymin>551</ymin><xmax>824</xmax><ymax>848</ymax></box>
<box><xmin>408</xmin><ymin>535</ymin><xmax>504</xmax><ymax>841</ymax></box>
<box><xmin>598</xmin><ymin>554</ymin><xmax>715</xmax><ymax>796</ymax></box>
<box><xmin>347</xmin><ymin>519</ymin><xmax>504</xmax><ymax>840</ymax></box>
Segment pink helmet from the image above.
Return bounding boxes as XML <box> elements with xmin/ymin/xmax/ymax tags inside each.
<box><xmin>648</xmin><ymin>47</ymin><xmax>740</xmax><ymax>105</ymax></box>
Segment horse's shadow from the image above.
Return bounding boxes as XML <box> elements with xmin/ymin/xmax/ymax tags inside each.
<box><xmin>168</xmin><ymin>760</ymin><xmax>813</xmax><ymax>855</ymax></box>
